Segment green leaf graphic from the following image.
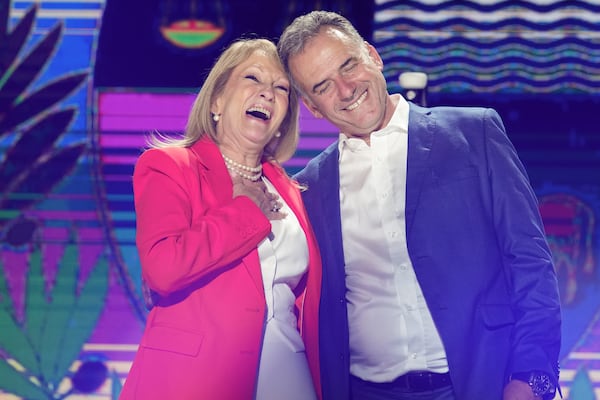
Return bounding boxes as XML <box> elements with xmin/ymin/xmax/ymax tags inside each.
<box><xmin>0</xmin><ymin>358</ymin><xmax>47</xmax><ymax>400</ymax></box>
<box><xmin>53</xmin><ymin>254</ymin><xmax>109</xmax><ymax>384</ymax></box>
<box><xmin>38</xmin><ymin>236</ymin><xmax>79</xmax><ymax>387</ymax></box>
<box><xmin>24</xmin><ymin>243</ymin><xmax>46</xmax><ymax>375</ymax></box>
<box><xmin>0</xmin><ymin>258</ymin><xmax>39</xmax><ymax>376</ymax></box>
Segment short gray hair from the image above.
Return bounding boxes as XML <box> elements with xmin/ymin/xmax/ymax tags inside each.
<box><xmin>277</xmin><ymin>11</ymin><xmax>364</xmax><ymax>92</ymax></box>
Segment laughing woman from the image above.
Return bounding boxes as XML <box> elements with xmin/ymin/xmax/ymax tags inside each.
<box><xmin>119</xmin><ymin>38</ymin><xmax>322</xmax><ymax>400</ymax></box>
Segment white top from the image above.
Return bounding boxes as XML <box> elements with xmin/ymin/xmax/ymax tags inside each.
<box><xmin>338</xmin><ymin>94</ymin><xmax>449</xmax><ymax>382</ymax></box>
<box><xmin>255</xmin><ymin>177</ymin><xmax>317</xmax><ymax>400</ymax></box>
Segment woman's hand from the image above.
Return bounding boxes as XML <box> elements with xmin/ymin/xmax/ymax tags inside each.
<box><xmin>231</xmin><ymin>175</ymin><xmax>286</xmax><ymax>220</ymax></box>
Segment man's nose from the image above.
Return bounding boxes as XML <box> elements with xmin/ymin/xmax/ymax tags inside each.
<box><xmin>337</xmin><ymin>79</ymin><xmax>355</xmax><ymax>101</ymax></box>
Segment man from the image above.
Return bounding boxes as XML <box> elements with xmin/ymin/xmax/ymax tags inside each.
<box><xmin>278</xmin><ymin>10</ymin><xmax>561</xmax><ymax>400</ymax></box>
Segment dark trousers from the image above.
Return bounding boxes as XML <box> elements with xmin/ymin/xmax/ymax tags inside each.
<box><xmin>350</xmin><ymin>373</ymin><xmax>457</xmax><ymax>400</ymax></box>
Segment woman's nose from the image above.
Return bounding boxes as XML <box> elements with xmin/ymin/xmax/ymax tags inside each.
<box><xmin>260</xmin><ymin>86</ymin><xmax>274</xmax><ymax>101</ymax></box>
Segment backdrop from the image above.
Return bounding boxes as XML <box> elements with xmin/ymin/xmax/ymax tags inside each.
<box><xmin>1</xmin><ymin>1</ymin><xmax>598</xmax><ymax>399</ymax></box>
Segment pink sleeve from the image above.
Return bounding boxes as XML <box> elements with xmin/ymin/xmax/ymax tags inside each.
<box><xmin>133</xmin><ymin>148</ymin><xmax>271</xmax><ymax>296</ymax></box>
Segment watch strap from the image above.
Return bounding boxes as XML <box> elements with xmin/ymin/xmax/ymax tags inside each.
<box><xmin>510</xmin><ymin>371</ymin><xmax>556</xmax><ymax>400</ymax></box>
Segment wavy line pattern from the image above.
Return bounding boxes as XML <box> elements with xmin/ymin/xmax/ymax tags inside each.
<box><xmin>374</xmin><ymin>0</ymin><xmax>600</xmax><ymax>94</ymax></box>
<box><xmin>376</xmin><ymin>0</ymin><xmax>600</xmax><ymax>13</ymax></box>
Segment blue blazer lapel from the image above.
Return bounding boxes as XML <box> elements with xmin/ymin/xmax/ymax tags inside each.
<box><xmin>406</xmin><ymin>104</ymin><xmax>435</xmax><ymax>236</ymax></box>
<box><xmin>318</xmin><ymin>148</ymin><xmax>340</xmax><ymax>221</ymax></box>
<box><xmin>316</xmin><ymin>146</ymin><xmax>343</xmax><ymax>250</ymax></box>
<box><xmin>296</xmin><ymin>143</ymin><xmax>345</xmax><ymax>272</ymax></box>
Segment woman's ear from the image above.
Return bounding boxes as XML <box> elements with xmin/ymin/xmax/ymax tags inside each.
<box><xmin>211</xmin><ymin>93</ymin><xmax>223</xmax><ymax>116</ymax></box>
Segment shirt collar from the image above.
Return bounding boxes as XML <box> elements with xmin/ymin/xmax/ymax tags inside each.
<box><xmin>338</xmin><ymin>94</ymin><xmax>408</xmax><ymax>156</ymax></box>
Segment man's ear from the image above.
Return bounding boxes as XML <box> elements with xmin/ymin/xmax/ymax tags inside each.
<box><xmin>365</xmin><ymin>41</ymin><xmax>384</xmax><ymax>71</ymax></box>
<box><xmin>301</xmin><ymin>97</ymin><xmax>323</xmax><ymax>119</ymax></box>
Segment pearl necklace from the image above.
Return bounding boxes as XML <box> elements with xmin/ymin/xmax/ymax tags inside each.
<box><xmin>222</xmin><ymin>154</ymin><xmax>262</xmax><ymax>181</ymax></box>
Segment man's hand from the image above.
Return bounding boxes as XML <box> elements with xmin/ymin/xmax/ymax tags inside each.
<box><xmin>503</xmin><ymin>379</ymin><xmax>539</xmax><ymax>400</ymax></box>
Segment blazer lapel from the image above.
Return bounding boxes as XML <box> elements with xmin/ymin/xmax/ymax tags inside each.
<box><xmin>190</xmin><ymin>138</ymin><xmax>264</xmax><ymax>295</ymax></box>
<box><xmin>318</xmin><ymin>148</ymin><xmax>342</xmax><ymax>241</ymax></box>
<box><xmin>310</xmin><ymin>146</ymin><xmax>346</xmax><ymax>278</ymax></box>
<box><xmin>406</xmin><ymin>104</ymin><xmax>435</xmax><ymax>236</ymax></box>
<box><xmin>264</xmin><ymin>163</ymin><xmax>307</xmax><ymax>229</ymax></box>
<box><xmin>190</xmin><ymin>137</ymin><xmax>233</xmax><ymax>201</ymax></box>
<box><xmin>264</xmin><ymin>162</ymin><xmax>323</xmax><ymax>286</ymax></box>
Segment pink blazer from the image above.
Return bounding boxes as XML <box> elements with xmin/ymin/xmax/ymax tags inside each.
<box><xmin>120</xmin><ymin>137</ymin><xmax>322</xmax><ymax>400</ymax></box>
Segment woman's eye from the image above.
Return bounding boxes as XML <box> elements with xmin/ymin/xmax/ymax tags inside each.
<box><xmin>245</xmin><ymin>74</ymin><xmax>259</xmax><ymax>82</ymax></box>
<box><xmin>276</xmin><ymin>85</ymin><xmax>289</xmax><ymax>93</ymax></box>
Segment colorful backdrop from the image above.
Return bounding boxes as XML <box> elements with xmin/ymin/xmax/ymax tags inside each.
<box><xmin>1</xmin><ymin>0</ymin><xmax>599</xmax><ymax>399</ymax></box>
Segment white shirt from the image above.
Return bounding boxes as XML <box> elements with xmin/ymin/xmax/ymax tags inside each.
<box><xmin>339</xmin><ymin>94</ymin><xmax>449</xmax><ymax>382</ymax></box>
<box><xmin>257</xmin><ymin>178</ymin><xmax>308</xmax><ymax>351</ymax></box>
<box><xmin>255</xmin><ymin>177</ymin><xmax>317</xmax><ymax>400</ymax></box>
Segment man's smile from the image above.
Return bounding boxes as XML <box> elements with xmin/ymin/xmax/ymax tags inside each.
<box><xmin>345</xmin><ymin>90</ymin><xmax>367</xmax><ymax>111</ymax></box>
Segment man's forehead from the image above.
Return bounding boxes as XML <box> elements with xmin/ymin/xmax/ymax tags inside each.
<box><xmin>290</xmin><ymin>57</ymin><xmax>330</xmax><ymax>94</ymax></box>
<box><xmin>288</xmin><ymin>49</ymin><xmax>321</xmax><ymax>81</ymax></box>
<box><xmin>292</xmin><ymin>33</ymin><xmax>349</xmax><ymax>70</ymax></box>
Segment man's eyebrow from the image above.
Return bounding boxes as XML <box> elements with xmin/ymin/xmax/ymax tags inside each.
<box><xmin>339</xmin><ymin>56</ymin><xmax>355</xmax><ymax>71</ymax></box>
<box><xmin>311</xmin><ymin>56</ymin><xmax>355</xmax><ymax>94</ymax></box>
<box><xmin>312</xmin><ymin>79</ymin><xmax>327</xmax><ymax>94</ymax></box>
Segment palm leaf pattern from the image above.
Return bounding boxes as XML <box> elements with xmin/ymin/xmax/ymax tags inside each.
<box><xmin>0</xmin><ymin>2</ymin><xmax>88</xmax><ymax>240</ymax></box>
<box><xmin>0</xmin><ymin>109</ymin><xmax>77</xmax><ymax>195</ymax></box>
<box><xmin>0</xmin><ymin>230</ymin><xmax>110</xmax><ymax>398</ymax></box>
<box><xmin>0</xmin><ymin>1</ymin><xmax>112</xmax><ymax>398</ymax></box>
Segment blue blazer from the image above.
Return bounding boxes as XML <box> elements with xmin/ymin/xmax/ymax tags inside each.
<box><xmin>294</xmin><ymin>103</ymin><xmax>561</xmax><ymax>400</ymax></box>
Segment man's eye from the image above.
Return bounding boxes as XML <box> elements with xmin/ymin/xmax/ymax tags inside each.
<box><xmin>317</xmin><ymin>83</ymin><xmax>331</xmax><ymax>95</ymax></box>
<box><xmin>343</xmin><ymin>63</ymin><xmax>358</xmax><ymax>74</ymax></box>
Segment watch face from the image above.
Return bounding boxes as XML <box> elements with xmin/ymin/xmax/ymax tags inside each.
<box><xmin>531</xmin><ymin>374</ymin><xmax>552</xmax><ymax>396</ymax></box>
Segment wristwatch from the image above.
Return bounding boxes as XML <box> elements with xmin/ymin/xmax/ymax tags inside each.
<box><xmin>510</xmin><ymin>371</ymin><xmax>556</xmax><ymax>400</ymax></box>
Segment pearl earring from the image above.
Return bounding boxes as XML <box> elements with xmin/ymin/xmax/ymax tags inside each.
<box><xmin>274</xmin><ymin>131</ymin><xmax>281</xmax><ymax>137</ymax></box>
<box><xmin>212</xmin><ymin>113</ymin><xmax>220</xmax><ymax>122</ymax></box>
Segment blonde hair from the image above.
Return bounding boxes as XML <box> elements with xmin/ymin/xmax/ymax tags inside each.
<box><xmin>146</xmin><ymin>38</ymin><xmax>300</xmax><ymax>164</ymax></box>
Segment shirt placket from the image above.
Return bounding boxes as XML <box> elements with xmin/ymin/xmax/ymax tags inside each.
<box><xmin>373</xmin><ymin>133</ymin><xmax>428</xmax><ymax>369</ymax></box>
<box><xmin>257</xmin><ymin>238</ymin><xmax>276</xmax><ymax>321</ymax></box>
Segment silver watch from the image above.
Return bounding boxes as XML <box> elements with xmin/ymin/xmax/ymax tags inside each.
<box><xmin>511</xmin><ymin>371</ymin><xmax>556</xmax><ymax>400</ymax></box>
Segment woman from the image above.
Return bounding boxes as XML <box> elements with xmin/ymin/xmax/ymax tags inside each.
<box><xmin>119</xmin><ymin>38</ymin><xmax>322</xmax><ymax>400</ymax></box>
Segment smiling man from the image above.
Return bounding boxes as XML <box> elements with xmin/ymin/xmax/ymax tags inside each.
<box><xmin>278</xmin><ymin>10</ymin><xmax>561</xmax><ymax>400</ymax></box>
